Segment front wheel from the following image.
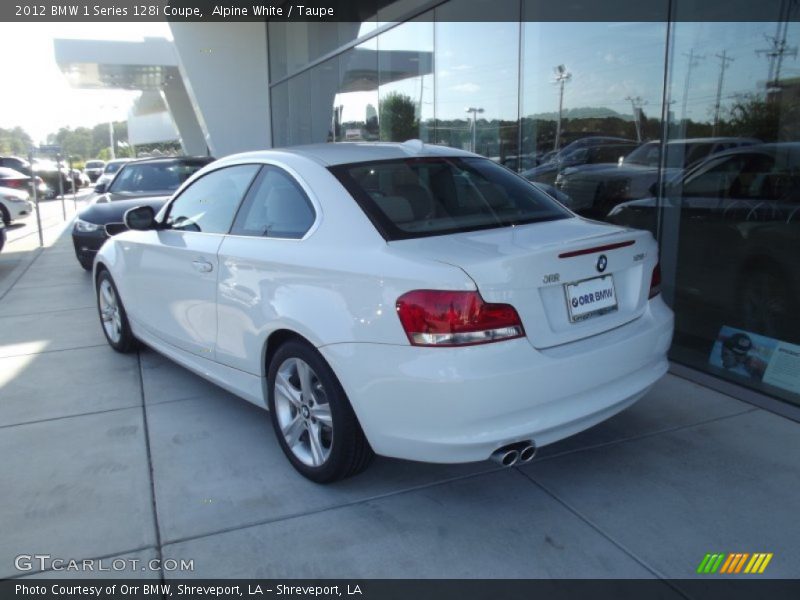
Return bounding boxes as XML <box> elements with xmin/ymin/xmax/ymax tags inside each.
<box><xmin>96</xmin><ymin>270</ymin><xmax>137</xmax><ymax>353</ymax></box>
<box><xmin>267</xmin><ymin>340</ymin><xmax>373</xmax><ymax>483</ymax></box>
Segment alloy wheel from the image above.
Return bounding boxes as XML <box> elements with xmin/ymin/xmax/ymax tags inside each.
<box><xmin>98</xmin><ymin>279</ymin><xmax>123</xmax><ymax>344</ymax></box>
<box><xmin>273</xmin><ymin>357</ymin><xmax>333</xmax><ymax>467</ymax></box>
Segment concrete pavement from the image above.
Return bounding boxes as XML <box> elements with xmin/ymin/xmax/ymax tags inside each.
<box><xmin>1</xmin><ymin>222</ymin><xmax>798</xmax><ymax>583</ymax></box>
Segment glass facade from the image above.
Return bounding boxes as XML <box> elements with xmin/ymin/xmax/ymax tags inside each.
<box><xmin>268</xmin><ymin>3</ymin><xmax>800</xmax><ymax>408</ymax></box>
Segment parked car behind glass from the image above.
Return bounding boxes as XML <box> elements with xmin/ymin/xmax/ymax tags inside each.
<box><xmin>556</xmin><ymin>137</ymin><xmax>759</xmax><ymax>218</ymax></box>
<box><xmin>609</xmin><ymin>142</ymin><xmax>800</xmax><ymax>345</ymax></box>
<box><xmin>93</xmin><ymin>142</ymin><xmax>673</xmax><ymax>483</ymax></box>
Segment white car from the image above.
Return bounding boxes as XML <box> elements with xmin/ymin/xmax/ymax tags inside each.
<box><xmin>0</xmin><ymin>186</ymin><xmax>33</xmax><ymax>225</ymax></box>
<box><xmin>94</xmin><ymin>142</ymin><xmax>673</xmax><ymax>482</ymax></box>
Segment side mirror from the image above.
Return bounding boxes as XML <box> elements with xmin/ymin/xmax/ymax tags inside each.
<box><xmin>124</xmin><ymin>205</ymin><xmax>156</xmax><ymax>231</ymax></box>
<box><xmin>94</xmin><ymin>181</ymin><xmax>107</xmax><ymax>194</ymax></box>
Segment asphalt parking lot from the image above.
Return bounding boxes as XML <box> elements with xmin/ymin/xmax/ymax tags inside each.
<box><xmin>1</xmin><ymin>215</ymin><xmax>799</xmax><ymax>582</ymax></box>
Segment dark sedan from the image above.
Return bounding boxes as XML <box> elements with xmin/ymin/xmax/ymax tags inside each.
<box><xmin>608</xmin><ymin>142</ymin><xmax>800</xmax><ymax>345</ymax></box>
<box><xmin>72</xmin><ymin>156</ymin><xmax>214</xmax><ymax>270</ymax></box>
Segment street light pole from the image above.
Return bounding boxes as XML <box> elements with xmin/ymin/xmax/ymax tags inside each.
<box><xmin>465</xmin><ymin>107</ymin><xmax>484</xmax><ymax>153</ymax></box>
<box><xmin>108</xmin><ymin>121</ymin><xmax>116</xmax><ymax>160</ymax></box>
<box><xmin>553</xmin><ymin>64</ymin><xmax>572</xmax><ymax>151</ymax></box>
<box><xmin>625</xmin><ymin>95</ymin><xmax>647</xmax><ymax>142</ymax></box>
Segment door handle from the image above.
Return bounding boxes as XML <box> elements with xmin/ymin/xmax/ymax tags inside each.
<box><xmin>192</xmin><ymin>258</ymin><xmax>213</xmax><ymax>273</ymax></box>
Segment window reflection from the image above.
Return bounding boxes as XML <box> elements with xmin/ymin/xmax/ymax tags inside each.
<box><xmin>617</xmin><ymin>16</ymin><xmax>800</xmax><ymax>406</ymax></box>
<box><xmin>377</xmin><ymin>18</ymin><xmax>434</xmax><ymax>142</ymax></box>
<box><xmin>520</xmin><ymin>18</ymin><xmax>668</xmax><ymax>226</ymax></box>
<box><xmin>434</xmin><ymin>0</ymin><xmax>520</xmax><ymax>166</ymax></box>
<box><xmin>334</xmin><ymin>38</ymin><xmax>379</xmax><ymax>141</ymax></box>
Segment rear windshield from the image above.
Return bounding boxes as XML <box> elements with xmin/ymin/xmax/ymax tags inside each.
<box><xmin>330</xmin><ymin>157</ymin><xmax>571</xmax><ymax>240</ymax></box>
<box><xmin>85</xmin><ymin>161</ymin><xmax>104</xmax><ymax>168</ymax></box>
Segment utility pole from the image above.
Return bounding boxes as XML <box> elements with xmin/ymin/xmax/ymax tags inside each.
<box><xmin>625</xmin><ymin>95</ymin><xmax>647</xmax><ymax>142</ymax></box>
<box><xmin>711</xmin><ymin>50</ymin><xmax>735</xmax><ymax>136</ymax></box>
<box><xmin>553</xmin><ymin>64</ymin><xmax>572</xmax><ymax>151</ymax></box>
<box><xmin>680</xmin><ymin>49</ymin><xmax>705</xmax><ymax>128</ymax></box>
<box><xmin>756</xmin><ymin>33</ymin><xmax>797</xmax><ymax>89</ymax></box>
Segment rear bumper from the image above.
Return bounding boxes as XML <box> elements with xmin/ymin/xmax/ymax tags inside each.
<box><xmin>321</xmin><ymin>297</ymin><xmax>673</xmax><ymax>463</ymax></box>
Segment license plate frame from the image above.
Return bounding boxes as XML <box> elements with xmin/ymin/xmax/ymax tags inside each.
<box><xmin>564</xmin><ymin>274</ymin><xmax>618</xmax><ymax>323</ymax></box>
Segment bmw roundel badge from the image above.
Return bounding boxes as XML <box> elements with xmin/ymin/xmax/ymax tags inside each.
<box><xmin>596</xmin><ymin>254</ymin><xmax>608</xmax><ymax>273</ymax></box>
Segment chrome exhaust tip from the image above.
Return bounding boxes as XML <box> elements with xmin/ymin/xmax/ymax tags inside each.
<box><xmin>490</xmin><ymin>447</ymin><xmax>520</xmax><ymax>467</ymax></box>
<box><xmin>517</xmin><ymin>443</ymin><xmax>537</xmax><ymax>464</ymax></box>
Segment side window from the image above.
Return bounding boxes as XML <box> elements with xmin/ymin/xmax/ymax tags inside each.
<box><xmin>230</xmin><ymin>166</ymin><xmax>315</xmax><ymax>239</ymax></box>
<box><xmin>166</xmin><ymin>165</ymin><xmax>259</xmax><ymax>234</ymax></box>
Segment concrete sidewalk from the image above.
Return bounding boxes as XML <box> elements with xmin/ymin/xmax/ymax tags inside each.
<box><xmin>1</xmin><ymin>226</ymin><xmax>798</xmax><ymax>583</ymax></box>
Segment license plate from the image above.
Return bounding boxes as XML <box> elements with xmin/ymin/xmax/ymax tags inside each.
<box><xmin>564</xmin><ymin>275</ymin><xmax>618</xmax><ymax>322</ymax></box>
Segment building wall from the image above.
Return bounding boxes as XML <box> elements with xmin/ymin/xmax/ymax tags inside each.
<box><xmin>169</xmin><ymin>21</ymin><xmax>271</xmax><ymax>157</ymax></box>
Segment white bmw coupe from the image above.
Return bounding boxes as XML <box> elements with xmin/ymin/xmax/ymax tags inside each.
<box><xmin>94</xmin><ymin>141</ymin><xmax>673</xmax><ymax>482</ymax></box>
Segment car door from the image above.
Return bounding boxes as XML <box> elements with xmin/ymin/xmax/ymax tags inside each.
<box><xmin>215</xmin><ymin>165</ymin><xmax>318</xmax><ymax>374</ymax></box>
<box><xmin>124</xmin><ymin>164</ymin><xmax>260</xmax><ymax>357</ymax></box>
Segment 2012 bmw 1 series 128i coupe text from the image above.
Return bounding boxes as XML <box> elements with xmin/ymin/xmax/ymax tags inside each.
<box><xmin>93</xmin><ymin>141</ymin><xmax>674</xmax><ymax>482</ymax></box>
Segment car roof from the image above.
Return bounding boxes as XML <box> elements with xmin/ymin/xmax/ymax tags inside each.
<box><xmin>123</xmin><ymin>156</ymin><xmax>213</xmax><ymax>166</ymax></box>
<box><xmin>698</xmin><ymin>141</ymin><xmax>800</xmax><ymax>158</ymax></box>
<box><xmin>228</xmin><ymin>141</ymin><xmax>477</xmax><ymax>167</ymax></box>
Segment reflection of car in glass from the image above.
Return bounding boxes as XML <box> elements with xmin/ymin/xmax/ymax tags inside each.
<box><xmin>84</xmin><ymin>160</ymin><xmax>105</xmax><ymax>182</ymax></box>
<box><xmin>523</xmin><ymin>142</ymin><xmax>639</xmax><ymax>186</ymax></box>
<box><xmin>93</xmin><ymin>142</ymin><xmax>672</xmax><ymax>482</ymax></box>
<box><xmin>556</xmin><ymin>137</ymin><xmax>759</xmax><ymax>218</ymax></box>
<box><xmin>608</xmin><ymin>142</ymin><xmax>800</xmax><ymax>344</ymax></box>
<box><xmin>73</xmin><ymin>156</ymin><xmax>214</xmax><ymax>270</ymax></box>
<box><xmin>94</xmin><ymin>159</ymin><xmax>134</xmax><ymax>193</ymax></box>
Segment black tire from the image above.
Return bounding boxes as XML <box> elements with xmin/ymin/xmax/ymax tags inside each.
<box><xmin>267</xmin><ymin>339</ymin><xmax>373</xmax><ymax>483</ymax></box>
<box><xmin>0</xmin><ymin>205</ymin><xmax>10</xmax><ymax>226</ymax></box>
<box><xmin>96</xmin><ymin>269</ymin><xmax>138</xmax><ymax>353</ymax></box>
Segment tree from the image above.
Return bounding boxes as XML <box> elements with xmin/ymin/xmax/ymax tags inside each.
<box><xmin>719</xmin><ymin>93</ymin><xmax>784</xmax><ymax>142</ymax></box>
<box><xmin>0</xmin><ymin>127</ymin><xmax>34</xmax><ymax>155</ymax></box>
<box><xmin>379</xmin><ymin>92</ymin><xmax>418</xmax><ymax>142</ymax></box>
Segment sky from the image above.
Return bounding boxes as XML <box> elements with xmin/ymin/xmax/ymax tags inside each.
<box><xmin>0</xmin><ymin>22</ymin><xmax>172</xmax><ymax>144</ymax></box>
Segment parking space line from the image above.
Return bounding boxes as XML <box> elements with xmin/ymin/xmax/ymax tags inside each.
<box><xmin>514</xmin><ymin>469</ymin><xmax>676</xmax><ymax>586</ymax></box>
<box><xmin>159</xmin><ymin>465</ymin><xmax>504</xmax><ymax>548</ymax></box>
<box><xmin>0</xmin><ymin>403</ymin><xmax>144</xmax><ymax>431</ymax></box>
<box><xmin>529</xmin><ymin>407</ymin><xmax>760</xmax><ymax>465</ymax></box>
<box><xmin>137</xmin><ymin>349</ymin><xmax>167</xmax><ymax>586</ymax></box>
<box><xmin>0</xmin><ymin>343</ymin><xmax>108</xmax><ymax>360</ymax></box>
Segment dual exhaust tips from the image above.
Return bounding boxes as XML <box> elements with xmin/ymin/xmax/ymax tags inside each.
<box><xmin>490</xmin><ymin>441</ymin><xmax>536</xmax><ymax>467</ymax></box>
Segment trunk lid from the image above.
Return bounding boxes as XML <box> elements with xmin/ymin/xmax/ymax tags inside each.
<box><xmin>389</xmin><ymin>217</ymin><xmax>658</xmax><ymax>349</ymax></box>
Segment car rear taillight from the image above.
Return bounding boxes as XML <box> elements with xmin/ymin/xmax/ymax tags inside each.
<box><xmin>649</xmin><ymin>263</ymin><xmax>662</xmax><ymax>299</ymax></box>
<box><xmin>396</xmin><ymin>290</ymin><xmax>525</xmax><ymax>347</ymax></box>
